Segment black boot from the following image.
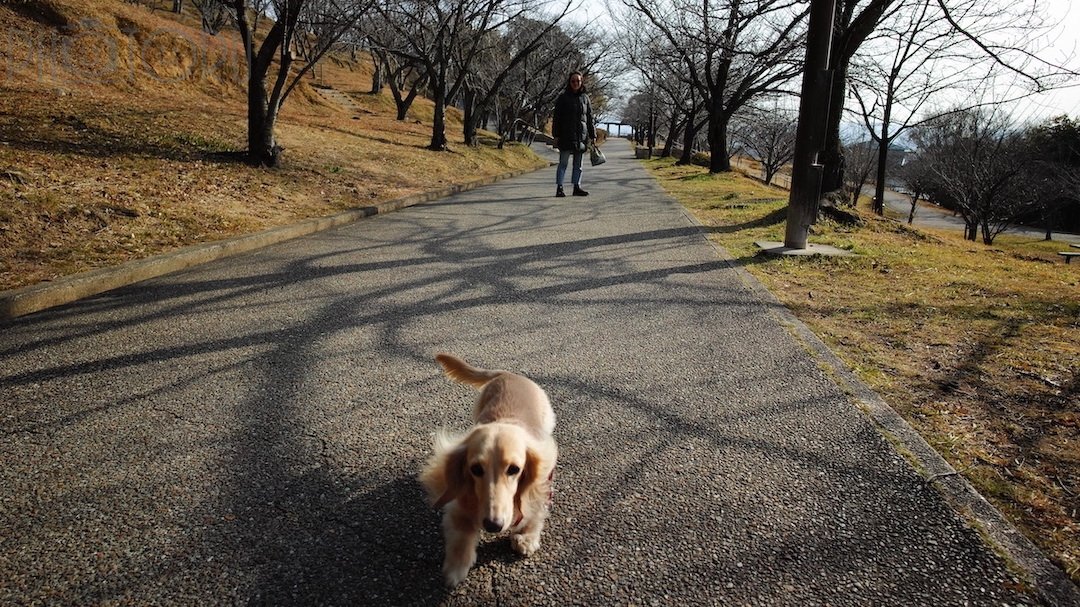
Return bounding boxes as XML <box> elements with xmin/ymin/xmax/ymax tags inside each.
<box><xmin>556</xmin><ymin>186</ymin><xmax>566</xmax><ymax>197</ymax></box>
<box><xmin>573</xmin><ymin>185</ymin><xmax>589</xmax><ymax>196</ymax></box>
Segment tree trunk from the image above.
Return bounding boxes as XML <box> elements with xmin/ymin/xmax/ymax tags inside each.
<box><xmin>430</xmin><ymin>79</ymin><xmax>448</xmax><ymax>151</ymax></box>
<box><xmin>871</xmin><ymin>89</ymin><xmax>896</xmax><ymax>214</ymax></box>
<box><xmin>764</xmin><ymin>165</ymin><xmax>777</xmax><ymax>185</ymax></box>
<box><xmin>820</xmin><ymin>19</ymin><xmax>851</xmax><ymax>196</ymax></box>
<box><xmin>821</xmin><ymin>0</ymin><xmax>897</xmax><ymax>195</ymax></box>
<box><xmin>708</xmin><ymin>111</ymin><xmax>732</xmax><ymax>173</ymax></box>
<box><xmin>499</xmin><ymin>107</ymin><xmax>519</xmax><ymax>150</ymax></box>
<box><xmin>821</xmin><ymin>56</ymin><xmax>848</xmax><ymax>194</ymax></box>
<box><xmin>872</xmin><ymin>138</ymin><xmax>889</xmax><ymax>214</ymax></box>
<box><xmin>463</xmin><ymin>88</ymin><xmax>478</xmax><ymax>147</ymax></box>
<box><xmin>247</xmin><ymin>78</ymin><xmax>281</xmax><ymax>167</ymax></box>
<box><xmin>678</xmin><ymin>116</ymin><xmax>698</xmax><ymax>165</ymax></box>
<box><xmin>233</xmin><ymin>0</ymin><xmax>292</xmax><ymax>168</ymax></box>
<box><xmin>370</xmin><ymin>55</ymin><xmax>384</xmax><ymax>93</ymax></box>
<box><xmin>173</xmin><ymin>0</ymin><xmax>182</xmax><ymax>14</ymax></box>
<box><xmin>390</xmin><ymin>74</ymin><xmax>424</xmax><ymax>121</ymax></box>
<box><xmin>647</xmin><ymin>105</ymin><xmax>657</xmax><ymax>149</ymax></box>
<box><xmin>662</xmin><ymin>110</ymin><xmax>682</xmax><ymax>158</ymax></box>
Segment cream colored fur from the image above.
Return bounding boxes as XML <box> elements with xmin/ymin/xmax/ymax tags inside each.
<box><xmin>420</xmin><ymin>353</ymin><xmax>558</xmax><ymax>588</ymax></box>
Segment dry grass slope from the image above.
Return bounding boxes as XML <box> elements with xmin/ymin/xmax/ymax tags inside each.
<box><xmin>0</xmin><ymin>0</ymin><xmax>546</xmax><ymax>291</ymax></box>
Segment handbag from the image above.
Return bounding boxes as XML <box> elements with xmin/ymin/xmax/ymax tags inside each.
<box><xmin>589</xmin><ymin>143</ymin><xmax>606</xmax><ymax>166</ymax></box>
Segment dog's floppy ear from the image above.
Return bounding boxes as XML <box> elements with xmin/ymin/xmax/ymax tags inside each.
<box><xmin>519</xmin><ymin>447</ymin><xmax>540</xmax><ymax>493</ymax></box>
<box><xmin>431</xmin><ymin>444</ymin><xmax>468</xmax><ymax>509</ymax></box>
<box><xmin>420</xmin><ymin>429</ymin><xmax>472</xmax><ymax>509</ymax></box>
<box><xmin>514</xmin><ymin>446</ymin><xmax>544</xmax><ymax>517</ymax></box>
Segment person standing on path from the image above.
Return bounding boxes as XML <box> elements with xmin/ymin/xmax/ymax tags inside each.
<box><xmin>551</xmin><ymin>71</ymin><xmax>595</xmax><ymax>198</ymax></box>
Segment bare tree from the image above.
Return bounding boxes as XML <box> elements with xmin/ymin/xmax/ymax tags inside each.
<box><xmin>893</xmin><ymin>151</ymin><xmax>932</xmax><ymax>223</ymax></box>
<box><xmin>490</xmin><ymin>20</ymin><xmax>578</xmax><ymax>143</ymax></box>
<box><xmin>848</xmin><ymin>0</ymin><xmax>1067</xmax><ymax>216</ymax></box>
<box><xmin>368</xmin><ymin>44</ymin><xmax>388</xmax><ymax>93</ymax></box>
<box><xmin>622</xmin><ymin>91</ymin><xmax>656</xmax><ymax>145</ymax></box>
<box><xmin>489</xmin><ymin>18</ymin><xmax>611</xmax><ymax>145</ymax></box>
<box><xmin>229</xmin><ymin>0</ymin><xmax>372</xmax><ymax>166</ymax></box>
<box><xmin>849</xmin><ymin>0</ymin><xmax>972</xmax><ymax>214</ymax></box>
<box><xmin>841</xmin><ymin>137</ymin><xmax>877</xmax><ymax>206</ymax></box>
<box><xmin>819</xmin><ymin>0</ymin><xmax>1079</xmax><ymax>200</ymax></box>
<box><xmin>362</xmin><ymin>14</ymin><xmax>432</xmax><ymax>119</ymax></box>
<box><xmin>618</xmin><ymin>0</ymin><xmax>807</xmax><ymax>173</ymax></box>
<box><xmin>386</xmin><ymin>56</ymin><xmax>429</xmax><ymax>120</ymax></box>
<box><xmin>457</xmin><ymin>7</ymin><xmax>577</xmax><ymax>146</ymax></box>
<box><xmin>653</xmin><ymin>78</ymin><xmax>704</xmax><ymax>159</ymax></box>
<box><xmin>490</xmin><ymin>21</ymin><xmax>584</xmax><ymax>144</ymax></box>
<box><xmin>191</xmin><ymin>0</ymin><xmax>232</xmax><ymax>34</ymax></box>
<box><xmin>733</xmin><ymin>103</ymin><xmax>797</xmax><ymax>184</ymax></box>
<box><xmin>377</xmin><ymin>0</ymin><xmax>564</xmax><ymax>151</ymax></box>
<box><xmin>909</xmin><ymin>107</ymin><xmax>1031</xmax><ymax>244</ymax></box>
<box><xmin>625</xmin><ymin>86</ymin><xmax>706</xmax><ymax>161</ymax></box>
<box><xmin>294</xmin><ymin>0</ymin><xmax>357</xmax><ymax>70</ymax></box>
<box><xmin>613</xmin><ymin>14</ymin><xmax>704</xmax><ymax>161</ymax></box>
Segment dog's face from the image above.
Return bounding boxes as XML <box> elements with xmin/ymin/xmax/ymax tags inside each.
<box><xmin>438</xmin><ymin>423</ymin><xmax>536</xmax><ymax>533</ymax></box>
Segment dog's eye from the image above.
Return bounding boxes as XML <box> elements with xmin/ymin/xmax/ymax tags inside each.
<box><xmin>507</xmin><ymin>465</ymin><xmax>521</xmax><ymax>476</ymax></box>
<box><xmin>470</xmin><ymin>464</ymin><xmax>484</xmax><ymax>477</ymax></box>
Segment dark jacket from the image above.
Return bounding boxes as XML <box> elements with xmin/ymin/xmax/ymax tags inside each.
<box><xmin>552</xmin><ymin>89</ymin><xmax>595</xmax><ymax>153</ymax></box>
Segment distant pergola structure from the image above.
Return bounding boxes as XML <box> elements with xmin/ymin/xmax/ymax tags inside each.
<box><xmin>600</xmin><ymin>122</ymin><xmax>633</xmax><ymax>137</ymax></box>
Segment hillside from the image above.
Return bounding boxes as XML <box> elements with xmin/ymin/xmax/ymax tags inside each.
<box><xmin>0</xmin><ymin>0</ymin><xmax>547</xmax><ymax>292</ymax></box>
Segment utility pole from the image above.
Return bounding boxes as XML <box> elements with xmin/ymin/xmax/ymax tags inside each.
<box><xmin>784</xmin><ymin>0</ymin><xmax>836</xmax><ymax>249</ymax></box>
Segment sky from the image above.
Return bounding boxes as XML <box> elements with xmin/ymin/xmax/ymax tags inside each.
<box><xmin>570</xmin><ymin>0</ymin><xmax>1080</xmax><ymax>123</ymax></box>
<box><xmin>1009</xmin><ymin>0</ymin><xmax>1080</xmax><ymax>121</ymax></box>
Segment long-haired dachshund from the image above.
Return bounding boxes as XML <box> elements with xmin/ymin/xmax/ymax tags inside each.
<box><xmin>420</xmin><ymin>353</ymin><xmax>558</xmax><ymax>588</ymax></box>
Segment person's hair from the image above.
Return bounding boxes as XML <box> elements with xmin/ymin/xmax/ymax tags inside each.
<box><xmin>565</xmin><ymin>71</ymin><xmax>587</xmax><ymax>93</ymax></box>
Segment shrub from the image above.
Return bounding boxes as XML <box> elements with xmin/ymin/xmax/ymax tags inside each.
<box><xmin>690</xmin><ymin>152</ymin><xmax>710</xmax><ymax>167</ymax></box>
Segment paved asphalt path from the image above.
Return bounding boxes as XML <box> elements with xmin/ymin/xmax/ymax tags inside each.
<box><xmin>1</xmin><ymin>139</ymin><xmax>1039</xmax><ymax>605</ymax></box>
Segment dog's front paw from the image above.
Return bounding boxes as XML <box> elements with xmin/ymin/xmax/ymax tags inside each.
<box><xmin>443</xmin><ymin>560</ymin><xmax>473</xmax><ymax>589</ymax></box>
<box><xmin>511</xmin><ymin>532</ymin><xmax>541</xmax><ymax>556</ymax></box>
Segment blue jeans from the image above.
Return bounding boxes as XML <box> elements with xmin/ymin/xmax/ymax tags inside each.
<box><xmin>556</xmin><ymin>150</ymin><xmax>583</xmax><ymax>187</ymax></box>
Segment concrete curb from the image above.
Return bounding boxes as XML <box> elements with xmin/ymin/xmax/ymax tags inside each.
<box><xmin>676</xmin><ymin>208</ymin><xmax>1080</xmax><ymax>607</ymax></box>
<box><xmin>0</xmin><ymin>164</ymin><xmax>546</xmax><ymax>322</ymax></box>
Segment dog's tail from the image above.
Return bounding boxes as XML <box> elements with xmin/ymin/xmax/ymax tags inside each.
<box><xmin>435</xmin><ymin>353</ymin><xmax>502</xmax><ymax>388</ymax></box>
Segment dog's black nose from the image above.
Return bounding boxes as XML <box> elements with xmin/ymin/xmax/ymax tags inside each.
<box><xmin>482</xmin><ymin>518</ymin><xmax>503</xmax><ymax>533</ymax></box>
